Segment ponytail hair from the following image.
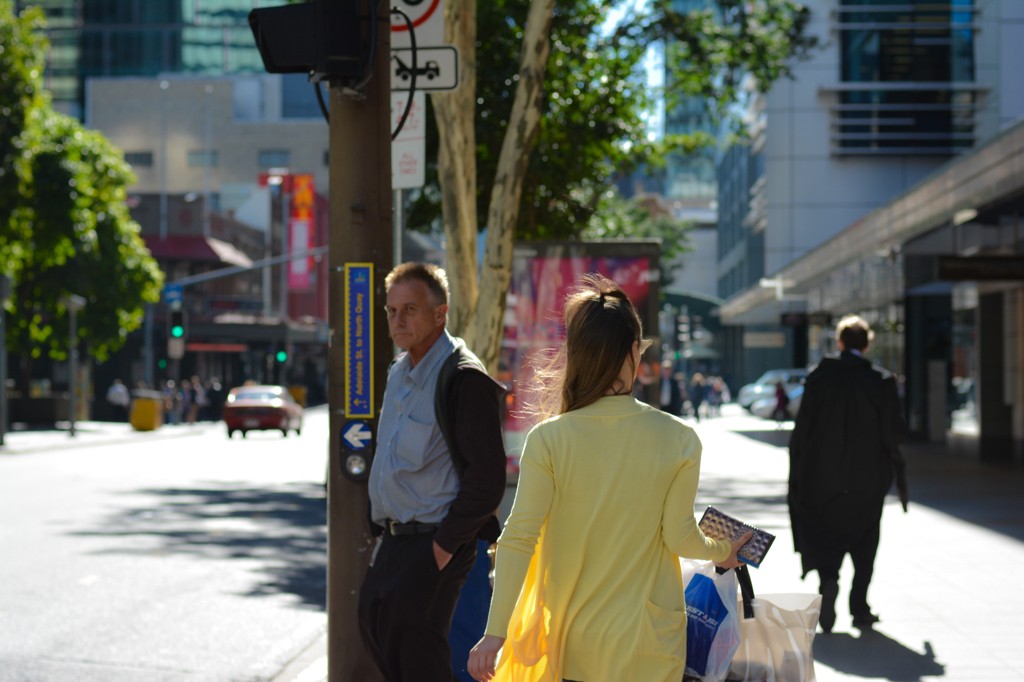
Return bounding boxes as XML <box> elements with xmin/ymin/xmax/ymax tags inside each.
<box><xmin>523</xmin><ymin>274</ymin><xmax>651</xmax><ymax>422</ymax></box>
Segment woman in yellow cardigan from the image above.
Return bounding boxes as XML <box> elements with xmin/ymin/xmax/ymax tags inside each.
<box><xmin>468</xmin><ymin>275</ymin><xmax>749</xmax><ymax>682</ymax></box>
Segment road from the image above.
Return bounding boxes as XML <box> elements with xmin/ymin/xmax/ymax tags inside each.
<box><xmin>0</xmin><ymin>409</ymin><xmax>330</xmax><ymax>682</ymax></box>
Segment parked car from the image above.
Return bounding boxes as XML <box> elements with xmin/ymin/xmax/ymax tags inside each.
<box><xmin>750</xmin><ymin>384</ymin><xmax>803</xmax><ymax>420</ymax></box>
<box><xmin>737</xmin><ymin>369</ymin><xmax>807</xmax><ymax>410</ymax></box>
<box><xmin>222</xmin><ymin>385</ymin><xmax>303</xmax><ymax>438</ymax></box>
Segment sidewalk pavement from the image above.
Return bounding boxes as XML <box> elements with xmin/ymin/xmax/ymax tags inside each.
<box><xmin>0</xmin><ymin>420</ymin><xmax>214</xmax><ymax>455</ymax></box>
<box><xmin>271</xmin><ymin>404</ymin><xmax>1024</xmax><ymax>682</ymax></box>
<box><xmin>691</xmin><ymin>405</ymin><xmax>1024</xmax><ymax>682</ymax></box>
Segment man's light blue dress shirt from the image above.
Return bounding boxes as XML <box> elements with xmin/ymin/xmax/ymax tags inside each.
<box><xmin>368</xmin><ymin>330</ymin><xmax>459</xmax><ymax>526</ymax></box>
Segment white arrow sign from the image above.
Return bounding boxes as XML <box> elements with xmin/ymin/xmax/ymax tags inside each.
<box><xmin>342</xmin><ymin>421</ymin><xmax>373</xmax><ymax>450</ymax></box>
<box><xmin>391</xmin><ymin>46</ymin><xmax>460</xmax><ymax>92</ymax></box>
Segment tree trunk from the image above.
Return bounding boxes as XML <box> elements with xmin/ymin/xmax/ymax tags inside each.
<box><xmin>472</xmin><ymin>0</ymin><xmax>557</xmax><ymax>371</ymax></box>
<box><xmin>431</xmin><ymin>0</ymin><xmax>479</xmax><ymax>343</ymax></box>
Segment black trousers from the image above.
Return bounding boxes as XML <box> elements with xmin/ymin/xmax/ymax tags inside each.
<box><xmin>358</xmin><ymin>532</ymin><xmax>477</xmax><ymax>682</ymax></box>
<box><xmin>815</xmin><ymin>514</ymin><xmax>881</xmax><ymax>616</ymax></box>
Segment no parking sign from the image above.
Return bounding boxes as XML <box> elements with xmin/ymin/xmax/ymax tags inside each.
<box><xmin>390</xmin><ymin>0</ymin><xmax>444</xmax><ymax>48</ymax></box>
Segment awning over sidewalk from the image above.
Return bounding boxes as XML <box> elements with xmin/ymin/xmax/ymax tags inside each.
<box><xmin>142</xmin><ymin>235</ymin><xmax>253</xmax><ymax>268</ymax></box>
<box><xmin>720</xmin><ymin>115</ymin><xmax>1024</xmax><ymax>324</ymax></box>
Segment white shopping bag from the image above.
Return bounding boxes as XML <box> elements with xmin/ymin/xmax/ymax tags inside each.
<box><xmin>728</xmin><ymin>591</ymin><xmax>821</xmax><ymax>682</ymax></box>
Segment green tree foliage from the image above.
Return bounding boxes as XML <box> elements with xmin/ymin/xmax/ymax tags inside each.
<box><xmin>0</xmin><ymin>1</ymin><xmax>163</xmax><ymax>370</ymax></box>
<box><xmin>582</xmin><ymin>191</ymin><xmax>693</xmax><ymax>286</ymax></box>
<box><xmin>0</xmin><ymin>1</ymin><xmax>47</xmax><ymax>274</ymax></box>
<box><xmin>409</xmin><ymin>0</ymin><xmax>815</xmax><ymax>242</ymax></box>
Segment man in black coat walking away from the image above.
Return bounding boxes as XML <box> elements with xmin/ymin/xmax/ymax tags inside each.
<box><xmin>788</xmin><ymin>315</ymin><xmax>908</xmax><ymax>633</ymax></box>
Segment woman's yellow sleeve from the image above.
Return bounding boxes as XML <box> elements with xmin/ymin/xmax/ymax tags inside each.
<box><xmin>484</xmin><ymin>427</ymin><xmax>555</xmax><ymax>637</ymax></box>
<box><xmin>661</xmin><ymin>429</ymin><xmax>731</xmax><ymax>562</ymax></box>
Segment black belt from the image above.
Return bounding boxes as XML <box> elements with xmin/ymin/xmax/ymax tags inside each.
<box><xmin>387</xmin><ymin>520</ymin><xmax>439</xmax><ymax>536</ymax></box>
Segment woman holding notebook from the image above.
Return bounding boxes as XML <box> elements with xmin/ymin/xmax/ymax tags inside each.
<box><xmin>468</xmin><ymin>275</ymin><xmax>750</xmax><ymax>682</ymax></box>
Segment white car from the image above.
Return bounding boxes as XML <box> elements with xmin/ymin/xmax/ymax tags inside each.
<box><xmin>737</xmin><ymin>369</ymin><xmax>807</xmax><ymax>410</ymax></box>
<box><xmin>751</xmin><ymin>385</ymin><xmax>803</xmax><ymax>420</ymax></box>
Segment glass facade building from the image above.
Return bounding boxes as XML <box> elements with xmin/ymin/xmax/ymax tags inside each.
<box><xmin>19</xmin><ymin>0</ymin><xmax>291</xmax><ymax>119</ymax></box>
<box><xmin>663</xmin><ymin>0</ymin><xmax>718</xmax><ymax>204</ymax></box>
<box><xmin>834</xmin><ymin>0</ymin><xmax>979</xmax><ymax>154</ymax></box>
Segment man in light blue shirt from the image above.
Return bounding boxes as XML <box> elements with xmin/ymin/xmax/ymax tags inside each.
<box><xmin>358</xmin><ymin>263</ymin><xmax>506</xmax><ymax>682</ymax></box>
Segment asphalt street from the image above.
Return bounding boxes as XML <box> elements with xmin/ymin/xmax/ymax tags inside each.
<box><xmin>0</xmin><ymin>409</ymin><xmax>330</xmax><ymax>682</ymax></box>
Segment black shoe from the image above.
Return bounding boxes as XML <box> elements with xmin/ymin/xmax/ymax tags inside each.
<box><xmin>819</xmin><ymin>581</ymin><xmax>839</xmax><ymax>633</ymax></box>
<box><xmin>852</xmin><ymin>612</ymin><xmax>880</xmax><ymax>629</ymax></box>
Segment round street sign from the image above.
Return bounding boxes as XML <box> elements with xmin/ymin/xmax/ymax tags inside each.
<box><xmin>341</xmin><ymin>420</ymin><xmax>373</xmax><ymax>451</ymax></box>
<box><xmin>390</xmin><ymin>0</ymin><xmax>442</xmax><ymax>32</ymax></box>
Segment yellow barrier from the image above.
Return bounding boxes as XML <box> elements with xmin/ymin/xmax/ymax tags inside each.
<box><xmin>130</xmin><ymin>397</ymin><xmax>163</xmax><ymax>431</ymax></box>
<box><xmin>288</xmin><ymin>385</ymin><xmax>307</xmax><ymax>408</ymax></box>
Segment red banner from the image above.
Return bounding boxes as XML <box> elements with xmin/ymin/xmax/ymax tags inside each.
<box><xmin>288</xmin><ymin>174</ymin><xmax>316</xmax><ymax>291</ymax></box>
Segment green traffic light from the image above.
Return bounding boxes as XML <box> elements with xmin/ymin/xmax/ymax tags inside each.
<box><xmin>171</xmin><ymin>326</ymin><xmax>184</xmax><ymax>338</ymax></box>
<box><xmin>158</xmin><ymin>359</ymin><xmax>167</xmax><ymax>369</ymax></box>
<box><xmin>276</xmin><ymin>351</ymin><xmax>287</xmax><ymax>362</ymax></box>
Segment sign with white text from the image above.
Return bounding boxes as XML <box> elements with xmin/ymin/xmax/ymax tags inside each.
<box><xmin>344</xmin><ymin>264</ymin><xmax>374</xmax><ymax>418</ymax></box>
<box><xmin>391</xmin><ymin>91</ymin><xmax>425</xmax><ymax>189</ymax></box>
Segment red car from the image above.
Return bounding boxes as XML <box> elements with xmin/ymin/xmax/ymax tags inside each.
<box><xmin>223</xmin><ymin>385</ymin><xmax>303</xmax><ymax>438</ymax></box>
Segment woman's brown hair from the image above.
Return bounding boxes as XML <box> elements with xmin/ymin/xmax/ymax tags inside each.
<box><xmin>525</xmin><ymin>274</ymin><xmax>651</xmax><ymax>421</ymax></box>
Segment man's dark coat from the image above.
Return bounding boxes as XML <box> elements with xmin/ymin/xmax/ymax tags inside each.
<box><xmin>788</xmin><ymin>351</ymin><xmax>908</xmax><ymax>577</ymax></box>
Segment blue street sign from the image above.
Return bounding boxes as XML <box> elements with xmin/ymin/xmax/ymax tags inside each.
<box><xmin>344</xmin><ymin>263</ymin><xmax>374</xmax><ymax>418</ymax></box>
<box><xmin>342</xmin><ymin>420</ymin><xmax>373</xmax><ymax>451</ymax></box>
<box><xmin>164</xmin><ymin>284</ymin><xmax>184</xmax><ymax>305</ymax></box>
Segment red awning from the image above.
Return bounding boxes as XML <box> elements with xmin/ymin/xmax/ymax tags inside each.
<box><xmin>142</xmin><ymin>235</ymin><xmax>253</xmax><ymax>267</ymax></box>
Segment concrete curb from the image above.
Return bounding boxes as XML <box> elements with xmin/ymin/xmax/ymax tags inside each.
<box><xmin>270</xmin><ymin>631</ymin><xmax>328</xmax><ymax>682</ymax></box>
<box><xmin>0</xmin><ymin>425</ymin><xmax>214</xmax><ymax>455</ymax></box>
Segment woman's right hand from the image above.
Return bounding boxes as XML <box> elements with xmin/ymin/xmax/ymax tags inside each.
<box><xmin>468</xmin><ymin>634</ymin><xmax>505</xmax><ymax>681</ymax></box>
<box><xmin>714</xmin><ymin>530</ymin><xmax>753</xmax><ymax>570</ymax></box>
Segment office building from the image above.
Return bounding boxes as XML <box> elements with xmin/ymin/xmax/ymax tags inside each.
<box><xmin>717</xmin><ymin>0</ymin><xmax>1024</xmax><ymax>451</ymax></box>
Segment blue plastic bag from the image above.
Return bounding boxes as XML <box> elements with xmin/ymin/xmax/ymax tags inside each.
<box><xmin>682</xmin><ymin>559</ymin><xmax>741</xmax><ymax>682</ymax></box>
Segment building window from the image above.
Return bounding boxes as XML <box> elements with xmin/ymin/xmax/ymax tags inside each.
<box><xmin>834</xmin><ymin>1</ymin><xmax>977</xmax><ymax>154</ymax></box>
<box><xmin>187</xmin><ymin>150</ymin><xmax>219</xmax><ymax>166</ymax></box>
<box><xmin>259</xmin><ymin>149</ymin><xmax>291</xmax><ymax>167</ymax></box>
<box><xmin>124</xmin><ymin>151</ymin><xmax>153</xmax><ymax>167</ymax></box>
<box><xmin>282</xmin><ymin>73</ymin><xmax>323</xmax><ymax>118</ymax></box>
<box><xmin>323</xmin><ymin>150</ymin><xmax>329</xmax><ymax>166</ymax></box>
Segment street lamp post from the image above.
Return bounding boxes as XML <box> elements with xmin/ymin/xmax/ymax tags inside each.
<box><xmin>61</xmin><ymin>294</ymin><xmax>86</xmax><ymax>437</ymax></box>
<box><xmin>0</xmin><ymin>275</ymin><xmax>9</xmax><ymax>446</ymax></box>
<box><xmin>203</xmin><ymin>83</ymin><xmax>213</xmax><ymax>239</ymax></box>
<box><xmin>159</xmin><ymin>80</ymin><xmax>169</xmax><ymax>241</ymax></box>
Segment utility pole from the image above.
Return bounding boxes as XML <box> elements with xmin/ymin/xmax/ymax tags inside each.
<box><xmin>247</xmin><ymin>1</ymin><xmax>393</xmax><ymax>676</ymax></box>
<box><xmin>326</xmin><ymin>3</ymin><xmax>392</xmax><ymax>679</ymax></box>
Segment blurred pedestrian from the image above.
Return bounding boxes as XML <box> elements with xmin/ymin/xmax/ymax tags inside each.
<box><xmin>658</xmin><ymin>360</ymin><xmax>683</xmax><ymax>416</ymax></box>
<box><xmin>789</xmin><ymin>314</ymin><xmax>909</xmax><ymax>633</ymax></box>
<box><xmin>707</xmin><ymin>376</ymin><xmax>723</xmax><ymax>417</ymax></box>
<box><xmin>161</xmin><ymin>380</ymin><xmax>177</xmax><ymax>424</ymax></box>
<box><xmin>689</xmin><ymin>373</ymin><xmax>707</xmax><ymax>422</ymax></box>
<box><xmin>468</xmin><ymin>275</ymin><xmax>750</xmax><ymax>682</ymax></box>
<box><xmin>206</xmin><ymin>378</ymin><xmax>224</xmax><ymax>421</ymax></box>
<box><xmin>105</xmin><ymin>378</ymin><xmax>130</xmax><ymax>422</ymax></box>
<box><xmin>773</xmin><ymin>380</ymin><xmax>789</xmax><ymax>428</ymax></box>
<box><xmin>188</xmin><ymin>376</ymin><xmax>205</xmax><ymax>423</ymax></box>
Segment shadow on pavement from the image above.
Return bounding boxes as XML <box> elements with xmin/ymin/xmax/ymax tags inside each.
<box><xmin>726</xmin><ymin>422</ymin><xmax>1024</xmax><ymax>544</ymax></box>
<box><xmin>731</xmin><ymin>429</ymin><xmax>794</xmax><ymax>448</ymax></box>
<box><xmin>72</xmin><ymin>483</ymin><xmax>327</xmax><ymax>610</ymax></box>
<box><xmin>815</xmin><ymin>630</ymin><xmax>945</xmax><ymax>681</ymax></box>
